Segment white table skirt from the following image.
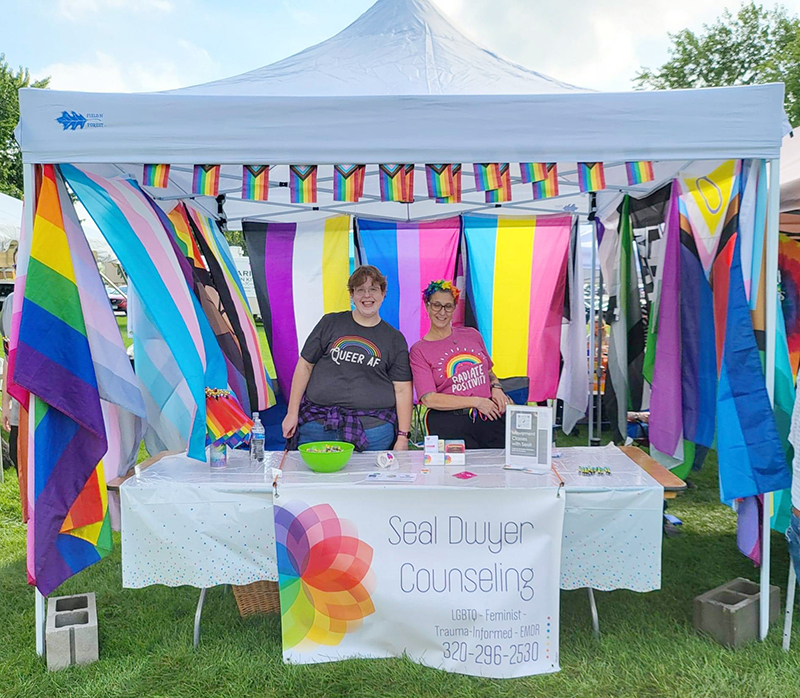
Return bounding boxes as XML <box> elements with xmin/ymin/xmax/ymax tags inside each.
<box><xmin>120</xmin><ymin>445</ymin><xmax>663</xmax><ymax>592</ymax></box>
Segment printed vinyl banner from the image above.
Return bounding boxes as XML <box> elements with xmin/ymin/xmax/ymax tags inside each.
<box><xmin>274</xmin><ymin>485</ymin><xmax>565</xmax><ymax>678</ymax></box>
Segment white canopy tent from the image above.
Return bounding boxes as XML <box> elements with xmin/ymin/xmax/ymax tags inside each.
<box><xmin>15</xmin><ymin>0</ymin><xmax>789</xmax><ymax>649</ymax></box>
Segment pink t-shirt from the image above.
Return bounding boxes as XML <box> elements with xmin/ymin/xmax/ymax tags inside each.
<box><xmin>410</xmin><ymin>326</ymin><xmax>493</xmax><ymax>400</ymax></box>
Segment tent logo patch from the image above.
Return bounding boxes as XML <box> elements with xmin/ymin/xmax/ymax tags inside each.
<box><xmin>55</xmin><ymin>111</ymin><xmax>104</xmax><ymax>131</ymax></box>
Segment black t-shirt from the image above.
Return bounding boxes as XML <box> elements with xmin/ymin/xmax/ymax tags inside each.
<box><xmin>301</xmin><ymin>311</ymin><xmax>412</xmax><ymax>410</ymax></box>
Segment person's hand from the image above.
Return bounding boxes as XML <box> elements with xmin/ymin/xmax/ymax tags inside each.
<box><xmin>2</xmin><ymin>409</ymin><xmax>9</xmax><ymax>433</ymax></box>
<box><xmin>491</xmin><ymin>387</ymin><xmax>513</xmax><ymax>414</ymax></box>
<box><xmin>475</xmin><ymin>398</ymin><xmax>502</xmax><ymax>421</ymax></box>
<box><xmin>393</xmin><ymin>435</ymin><xmax>409</xmax><ymax>451</ymax></box>
<box><xmin>282</xmin><ymin>412</ymin><xmax>299</xmax><ymax>439</ymax></box>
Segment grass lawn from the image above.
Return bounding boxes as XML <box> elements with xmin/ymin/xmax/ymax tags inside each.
<box><xmin>1</xmin><ymin>430</ymin><xmax>799</xmax><ymax>697</ymax></box>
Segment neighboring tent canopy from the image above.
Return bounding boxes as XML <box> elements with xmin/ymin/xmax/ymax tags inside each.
<box><xmin>781</xmin><ymin>129</ymin><xmax>800</xmax><ymax>213</ymax></box>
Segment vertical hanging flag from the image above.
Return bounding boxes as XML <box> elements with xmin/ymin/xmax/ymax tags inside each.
<box><xmin>436</xmin><ymin>164</ymin><xmax>462</xmax><ymax>204</ymax></box>
<box><xmin>289</xmin><ymin>165</ymin><xmax>318</xmax><ymax>204</ymax></box>
<box><xmin>242</xmin><ymin>166</ymin><xmax>270</xmax><ymax>201</ymax></box>
<box><xmin>243</xmin><ymin>216</ymin><xmax>351</xmax><ymax>398</ymax></box>
<box><xmin>578</xmin><ymin>162</ymin><xmax>606</xmax><ymax>192</ymax></box>
<box><xmin>532</xmin><ymin>164</ymin><xmax>559</xmax><ymax>200</ymax></box>
<box><xmin>192</xmin><ymin>165</ymin><xmax>221</xmax><ymax>197</ymax></box>
<box><xmin>520</xmin><ymin>163</ymin><xmax>548</xmax><ymax>184</ymax></box>
<box><xmin>626</xmin><ymin>161</ymin><xmax>655</xmax><ymax>186</ymax></box>
<box><xmin>379</xmin><ymin>165</ymin><xmax>411</xmax><ymax>203</ymax></box>
<box><xmin>485</xmin><ymin>164</ymin><xmax>512</xmax><ymax>203</ymax></box>
<box><xmin>333</xmin><ymin>165</ymin><xmax>366</xmax><ymax>203</ymax></box>
<box><xmin>473</xmin><ymin>163</ymin><xmax>502</xmax><ymax>192</ymax></box>
<box><xmin>779</xmin><ymin>232</ymin><xmax>800</xmax><ymax>379</ymax></box>
<box><xmin>403</xmin><ymin>164</ymin><xmax>415</xmax><ymax>203</ymax></box>
<box><xmin>425</xmin><ymin>165</ymin><xmax>454</xmax><ymax>199</ymax></box>
<box><xmin>142</xmin><ymin>164</ymin><xmax>170</xmax><ymax>189</ymax></box>
<box><xmin>356</xmin><ymin>217</ymin><xmax>461</xmax><ymax>348</ymax></box>
<box><xmin>463</xmin><ymin>214</ymin><xmax>572</xmax><ymax>402</ymax></box>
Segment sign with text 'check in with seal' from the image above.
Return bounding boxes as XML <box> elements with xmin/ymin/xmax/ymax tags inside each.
<box><xmin>505</xmin><ymin>405</ymin><xmax>553</xmax><ymax>473</ymax></box>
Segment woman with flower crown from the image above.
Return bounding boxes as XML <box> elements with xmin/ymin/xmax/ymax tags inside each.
<box><xmin>409</xmin><ymin>280</ymin><xmax>513</xmax><ymax>449</ymax></box>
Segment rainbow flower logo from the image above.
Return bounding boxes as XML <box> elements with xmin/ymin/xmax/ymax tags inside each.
<box><xmin>274</xmin><ymin>500</ymin><xmax>376</xmax><ymax>650</ymax></box>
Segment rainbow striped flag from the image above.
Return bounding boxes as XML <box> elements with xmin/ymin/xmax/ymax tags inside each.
<box><xmin>474</xmin><ymin>163</ymin><xmax>502</xmax><ymax>192</ymax></box>
<box><xmin>166</xmin><ymin>204</ymin><xmax>205</xmax><ymax>267</ymax></box>
<box><xmin>333</xmin><ymin>165</ymin><xmax>366</xmax><ymax>203</ymax></box>
<box><xmin>532</xmin><ymin>164</ymin><xmax>559</xmax><ymax>200</ymax></box>
<box><xmin>242</xmin><ymin>165</ymin><xmax>270</xmax><ymax>201</ymax></box>
<box><xmin>193</xmin><ymin>165</ymin><xmax>221</xmax><ymax>197</ymax></box>
<box><xmin>425</xmin><ymin>165</ymin><xmax>454</xmax><ymax>199</ymax></box>
<box><xmin>356</xmin><ymin>217</ymin><xmax>461</xmax><ymax>347</ymax></box>
<box><xmin>578</xmin><ymin>162</ymin><xmax>606</xmax><ymax>192</ymax></box>
<box><xmin>404</xmin><ymin>164</ymin><xmax>415</xmax><ymax>203</ymax></box>
<box><xmin>626</xmin><ymin>161</ymin><xmax>655</xmax><ymax>186</ymax></box>
<box><xmin>14</xmin><ymin>165</ymin><xmax>110</xmax><ymax>595</ymax></box>
<box><xmin>289</xmin><ymin>165</ymin><xmax>318</xmax><ymax>204</ymax></box>
<box><xmin>436</xmin><ymin>164</ymin><xmax>462</xmax><ymax>204</ymax></box>
<box><xmin>520</xmin><ymin>163</ymin><xmax>548</xmax><ymax>184</ymax></box>
<box><xmin>463</xmin><ymin>214</ymin><xmax>572</xmax><ymax>402</ymax></box>
<box><xmin>485</xmin><ymin>164</ymin><xmax>512</xmax><ymax>203</ymax></box>
<box><xmin>243</xmin><ymin>216</ymin><xmax>351</xmax><ymax>397</ymax></box>
<box><xmin>379</xmin><ymin>164</ymin><xmax>413</xmax><ymax>203</ymax></box>
<box><xmin>205</xmin><ymin>388</ymin><xmax>253</xmax><ymax>448</ymax></box>
<box><xmin>142</xmin><ymin>164</ymin><xmax>170</xmax><ymax>189</ymax></box>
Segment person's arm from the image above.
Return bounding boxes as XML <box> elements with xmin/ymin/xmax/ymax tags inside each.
<box><xmin>392</xmin><ymin>381</ymin><xmax>413</xmax><ymax>450</ymax></box>
<box><xmin>488</xmin><ymin>370</ymin><xmax>513</xmax><ymax>413</ymax></box>
<box><xmin>1</xmin><ymin>354</ymin><xmax>9</xmax><ymax>432</ymax></box>
<box><xmin>420</xmin><ymin>391</ymin><xmax>502</xmax><ymax>420</ymax></box>
<box><xmin>281</xmin><ymin>358</ymin><xmax>314</xmax><ymax>438</ymax></box>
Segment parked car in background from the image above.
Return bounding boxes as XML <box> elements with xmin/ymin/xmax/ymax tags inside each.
<box><xmin>107</xmin><ymin>284</ymin><xmax>128</xmax><ymax>314</ymax></box>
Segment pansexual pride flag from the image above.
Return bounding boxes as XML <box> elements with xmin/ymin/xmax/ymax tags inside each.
<box><xmin>356</xmin><ymin>217</ymin><xmax>461</xmax><ymax>348</ymax></box>
<box><xmin>142</xmin><ymin>164</ymin><xmax>170</xmax><ymax>189</ymax></box>
<box><xmin>242</xmin><ymin>165</ymin><xmax>270</xmax><ymax>201</ymax></box>
<box><xmin>463</xmin><ymin>214</ymin><xmax>572</xmax><ymax>402</ymax></box>
<box><xmin>532</xmin><ymin>164</ymin><xmax>559</xmax><ymax>200</ymax></box>
<box><xmin>485</xmin><ymin>164</ymin><xmax>511</xmax><ymax>203</ymax></box>
<box><xmin>193</xmin><ymin>165</ymin><xmax>221</xmax><ymax>197</ymax></box>
<box><xmin>333</xmin><ymin>165</ymin><xmax>366</xmax><ymax>203</ymax></box>
<box><xmin>578</xmin><ymin>162</ymin><xmax>606</xmax><ymax>192</ymax></box>
<box><xmin>437</xmin><ymin>164</ymin><xmax>462</xmax><ymax>204</ymax></box>
<box><xmin>626</xmin><ymin>161</ymin><xmax>655</xmax><ymax>186</ymax></box>
<box><xmin>243</xmin><ymin>216</ymin><xmax>351</xmax><ymax>397</ymax></box>
<box><xmin>473</xmin><ymin>163</ymin><xmax>502</xmax><ymax>192</ymax></box>
<box><xmin>520</xmin><ymin>163</ymin><xmax>548</xmax><ymax>184</ymax></box>
<box><xmin>425</xmin><ymin>165</ymin><xmax>455</xmax><ymax>199</ymax></box>
<box><xmin>290</xmin><ymin>165</ymin><xmax>318</xmax><ymax>204</ymax></box>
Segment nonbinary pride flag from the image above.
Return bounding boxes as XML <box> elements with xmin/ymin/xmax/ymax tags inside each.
<box><xmin>463</xmin><ymin>214</ymin><xmax>572</xmax><ymax>402</ymax></box>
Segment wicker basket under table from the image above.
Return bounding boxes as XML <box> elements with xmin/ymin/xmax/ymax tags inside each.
<box><xmin>232</xmin><ymin>581</ymin><xmax>281</xmax><ymax>616</ymax></box>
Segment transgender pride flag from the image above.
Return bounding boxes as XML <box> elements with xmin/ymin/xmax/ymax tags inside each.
<box><xmin>355</xmin><ymin>217</ymin><xmax>461</xmax><ymax>347</ymax></box>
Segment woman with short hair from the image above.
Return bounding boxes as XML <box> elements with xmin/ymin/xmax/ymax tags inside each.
<box><xmin>410</xmin><ymin>280</ymin><xmax>512</xmax><ymax>449</ymax></box>
<box><xmin>282</xmin><ymin>265</ymin><xmax>413</xmax><ymax>451</ymax></box>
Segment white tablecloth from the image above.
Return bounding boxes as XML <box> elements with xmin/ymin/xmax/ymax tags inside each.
<box><xmin>120</xmin><ymin>445</ymin><xmax>663</xmax><ymax>592</ymax></box>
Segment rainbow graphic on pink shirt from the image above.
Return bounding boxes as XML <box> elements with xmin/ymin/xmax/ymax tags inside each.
<box><xmin>330</xmin><ymin>336</ymin><xmax>381</xmax><ymax>358</ymax></box>
<box><xmin>275</xmin><ymin>500</ymin><xmax>376</xmax><ymax>651</ymax></box>
<box><xmin>445</xmin><ymin>353</ymin><xmax>482</xmax><ymax>378</ymax></box>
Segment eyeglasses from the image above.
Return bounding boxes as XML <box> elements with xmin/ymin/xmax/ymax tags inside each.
<box><xmin>429</xmin><ymin>301</ymin><xmax>455</xmax><ymax>313</ymax></box>
<box><xmin>354</xmin><ymin>286</ymin><xmax>382</xmax><ymax>297</ymax></box>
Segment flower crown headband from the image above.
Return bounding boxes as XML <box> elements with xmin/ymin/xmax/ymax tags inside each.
<box><xmin>422</xmin><ymin>279</ymin><xmax>460</xmax><ymax>303</ymax></box>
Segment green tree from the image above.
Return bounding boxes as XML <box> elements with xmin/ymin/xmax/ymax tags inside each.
<box><xmin>0</xmin><ymin>54</ymin><xmax>49</xmax><ymax>199</ymax></box>
<box><xmin>635</xmin><ymin>3</ymin><xmax>800</xmax><ymax>125</ymax></box>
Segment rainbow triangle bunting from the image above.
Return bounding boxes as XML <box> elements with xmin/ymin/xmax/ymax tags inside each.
<box><xmin>578</xmin><ymin>162</ymin><xmax>606</xmax><ymax>192</ymax></box>
<box><xmin>436</xmin><ymin>164</ymin><xmax>462</xmax><ymax>204</ymax></box>
<box><xmin>334</xmin><ymin>165</ymin><xmax>366</xmax><ymax>203</ymax></box>
<box><xmin>626</xmin><ymin>161</ymin><xmax>655</xmax><ymax>186</ymax></box>
<box><xmin>242</xmin><ymin>165</ymin><xmax>270</xmax><ymax>201</ymax></box>
<box><xmin>193</xmin><ymin>165</ymin><xmax>221</xmax><ymax>197</ymax></box>
<box><xmin>474</xmin><ymin>163</ymin><xmax>502</xmax><ymax>192</ymax></box>
<box><xmin>520</xmin><ymin>163</ymin><xmax>548</xmax><ymax>184</ymax></box>
<box><xmin>485</xmin><ymin>164</ymin><xmax>512</xmax><ymax>203</ymax></box>
<box><xmin>532</xmin><ymin>164</ymin><xmax>559</xmax><ymax>200</ymax></box>
<box><xmin>290</xmin><ymin>165</ymin><xmax>318</xmax><ymax>204</ymax></box>
<box><xmin>425</xmin><ymin>164</ymin><xmax>455</xmax><ymax>199</ymax></box>
<box><xmin>142</xmin><ymin>164</ymin><xmax>170</xmax><ymax>189</ymax></box>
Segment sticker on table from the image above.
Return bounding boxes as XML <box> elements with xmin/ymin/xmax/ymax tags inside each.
<box><xmin>452</xmin><ymin>470</ymin><xmax>477</xmax><ymax>480</ymax></box>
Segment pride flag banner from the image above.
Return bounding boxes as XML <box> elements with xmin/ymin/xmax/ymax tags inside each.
<box><xmin>334</xmin><ymin>165</ymin><xmax>366</xmax><ymax>203</ymax></box>
<box><xmin>578</xmin><ymin>162</ymin><xmax>606</xmax><ymax>192</ymax></box>
<box><xmin>356</xmin><ymin>217</ymin><xmax>461</xmax><ymax>348</ymax></box>
<box><xmin>192</xmin><ymin>165</ymin><xmax>221</xmax><ymax>197</ymax></box>
<box><xmin>142</xmin><ymin>164</ymin><xmax>170</xmax><ymax>189</ymax></box>
<box><xmin>473</xmin><ymin>163</ymin><xmax>502</xmax><ymax>192</ymax></box>
<box><xmin>243</xmin><ymin>216</ymin><xmax>351</xmax><ymax>397</ymax></box>
<box><xmin>463</xmin><ymin>214</ymin><xmax>572</xmax><ymax>402</ymax></box>
<box><xmin>437</xmin><ymin>164</ymin><xmax>462</xmax><ymax>204</ymax></box>
<box><xmin>290</xmin><ymin>165</ymin><xmax>318</xmax><ymax>204</ymax></box>
<box><xmin>779</xmin><ymin>233</ymin><xmax>800</xmax><ymax>379</ymax></box>
<box><xmin>626</xmin><ymin>161</ymin><xmax>655</xmax><ymax>186</ymax></box>
<box><xmin>379</xmin><ymin>165</ymin><xmax>413</xmax><ymax>203</ymax></box>
<box><xmin>532</xmin><ymin>164</ymin><xmax>559</xmax><ymax>200</ymax></box>
<box><xmin>520</xmin><ymin>163</ymin><xmax>548</xmax><ymax>184</ymax></box>
<box><xmin>242</xmin><ymin>165</ymin><xmax>270</xmax><ymax>201</ymax></box>
<box><xmin>426</xmin><ymin>165</ymin><xmax>455</xmax><ymax>199</ymax></box>
<box><xmin>485</xmin><ymin>164</ymin><xmax>511</xmax><ymax>203</ymax></box>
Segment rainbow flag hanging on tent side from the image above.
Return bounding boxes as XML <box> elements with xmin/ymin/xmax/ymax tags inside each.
<box><xmin>520</xmin><ymin>163</ymin><xmax>548</xmax><ymax>184</ymax></box>
<box><xmin>290</xmin><ymin>165</ymin><xmax>318</xmax><ymax>204</ymax></box>
<box><xmin>242</xmin><ymin>166</ymin><xmax>270</xmax><ymax>201</ymax></box>
<box><xmin>425</xmin><ymin>165</ymin><xmax>455</xmax><ymax>199</ymax></box>
<box><xmin>485</xmin><ymin>164</ymin><xmax>512</xmax><ymax>203</ymax></box>
<box><xmin>626</xmin><ymin>161</ymin><xmax>655</xmax><ymax>186</ymax></box>
<box><xmin>14</xmin><ymin>164</ymin><xmax>110</xmax><ymax>596</ymax></box>
<box><xmin>532</xmin><ymin>164</ymin><xmax>559</xmax><ymax>200</ymax></box>
<box><xmin>243</xmin><ymin>216</ymin><xmax>351</xmax><ymax>398</ymax></box>
<box><xmin>474</xmin><ymin>163</ymin><xmax>502</xmax><ymax>192</ymax></box>
<box><xmin>578</xmin><ymin>162</ymin><xmax>606</xmax><ymax>192</ymax></box>
<box><xmin>333</xmin><ymin>165</ymin><xmax>366</xmax><ymax>203</ymax></box>
<box><xmin>437</xmin><ymin>164</ymin><xmax>462</xmax><ymax>204</ymax></box>
<box><xmin>463</xmin><ymin>214</ymin><xmax>572</xmax><ymax>402</ymax></box>
<box><xmin>142</xmin><ymin>164</ymin><xmax>170</xmax><ymax>189</ymax></box>
<box><xmin>356</xmin><ymin>217</ymin><xmax>461</xmax><ymax>348</ymax></box>
<box><xmin>193</xmin><ymin>165</ymin><xmax>221</xmax><ymax>197</ymax></box>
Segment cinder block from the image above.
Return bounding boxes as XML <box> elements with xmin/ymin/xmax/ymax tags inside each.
<box><xmin>693</xmin><ymin>577</ymin><xmax>780</xmax><ymax>648</ymax></box>
<box><xmin>45</xmin><ymin>592</ymin><xmax>98</xmax><ymax>671</ymax></box>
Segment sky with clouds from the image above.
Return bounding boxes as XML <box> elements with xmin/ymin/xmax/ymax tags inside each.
<box><xmin>2</xmin><ymin>0</ymin><xmax>799</xmax><ymax>93</ymax></box>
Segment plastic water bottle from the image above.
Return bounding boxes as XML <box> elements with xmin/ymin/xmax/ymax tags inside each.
<box><xmin>210</xmin><ymin>443</ymin><xmax>227</xmax><ymax>469</ymax></box>
<box><xmin>250</xmin><ymin>412</ymin><xmax>265</xmax><ymax>464</ymax></box>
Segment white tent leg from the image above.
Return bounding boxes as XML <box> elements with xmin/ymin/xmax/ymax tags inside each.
<box><xmin>35</xmin><ymin>589</ymin><xmax>45</xmax><ymax>657</ymax></box>
<box><xmin>589</xmin><ymin>215</ymin><xmax>597</xmax><ymax>446</ymax></box>
<box><xmin>762</xmin><ymin>157</ymin><xmax>780</xmax><ymax>640</ymax></box>
<box><xmin>783</xmin><ymin>560</ymin><xmax>796</xmax><ymax>651</ymax></box>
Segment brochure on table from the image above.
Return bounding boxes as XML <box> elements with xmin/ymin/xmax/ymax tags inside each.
<box><xmin>505</xmin><ymin>406</ymin><xmax>553</xmax><ymax>473</ymax></box>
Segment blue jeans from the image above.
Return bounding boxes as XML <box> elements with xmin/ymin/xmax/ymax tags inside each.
<box><xmin>787</xmin><ymin>511</ymin><xmax>800</xmax><ymax>588</ymax></box>
<box><xmin>297</xmin><ymin>419</ymin><xmax>395</xmax><ymax>451</ymax></box>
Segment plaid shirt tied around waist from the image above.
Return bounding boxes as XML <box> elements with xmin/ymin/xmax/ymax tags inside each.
<box><xmin>288</xmin><ymin>397</ymin><xmax>397</xmax><ymax>451</ymax></box>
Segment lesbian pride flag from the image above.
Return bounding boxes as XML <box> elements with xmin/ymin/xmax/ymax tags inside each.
<box><xmin>356</xmin><ymin>217</ymin><xmax>461</xmax><ymax>348</ymax></box>
<box><xmin>463</xmin><ymin>214</ymin><xmax>572</xmax><ymax>402</ymax></box>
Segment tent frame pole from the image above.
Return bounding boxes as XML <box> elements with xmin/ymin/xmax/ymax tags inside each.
<box><xmin>589</xmin><ymin>208</ymin><xmax>598</xmax><ymax>445</ymax></box>
<box><xmin>762</xmin><ymin>157</ymin><xmax>780</xmax><ymax>641</ymax></box>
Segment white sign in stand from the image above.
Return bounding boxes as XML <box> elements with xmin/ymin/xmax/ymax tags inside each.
<box><xmin>504</xmin><ymin>406</ymin><xmax>553</xmax><ymax>473</ymax></box>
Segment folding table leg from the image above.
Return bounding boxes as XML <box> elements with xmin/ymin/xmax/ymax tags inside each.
<box><xmin>783</xmin><ymin>561</ymin><xmax>796</xmax><ymax>652</ymax></box>
<box><xmin>193</xmin><ymin>588</ymin><xmax>208</xmax><ymax>649</ymax></box>
<box><xmin>587</xmin><ymin>588</ymin><xmax>600</xmax><ymax>638</ymax></box>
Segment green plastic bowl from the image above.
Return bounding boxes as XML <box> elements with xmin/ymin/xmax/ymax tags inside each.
<box><xmin>298</xmin><ymin>441</ymin><xmax>355</xmax><ymax>472</ymax></box>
